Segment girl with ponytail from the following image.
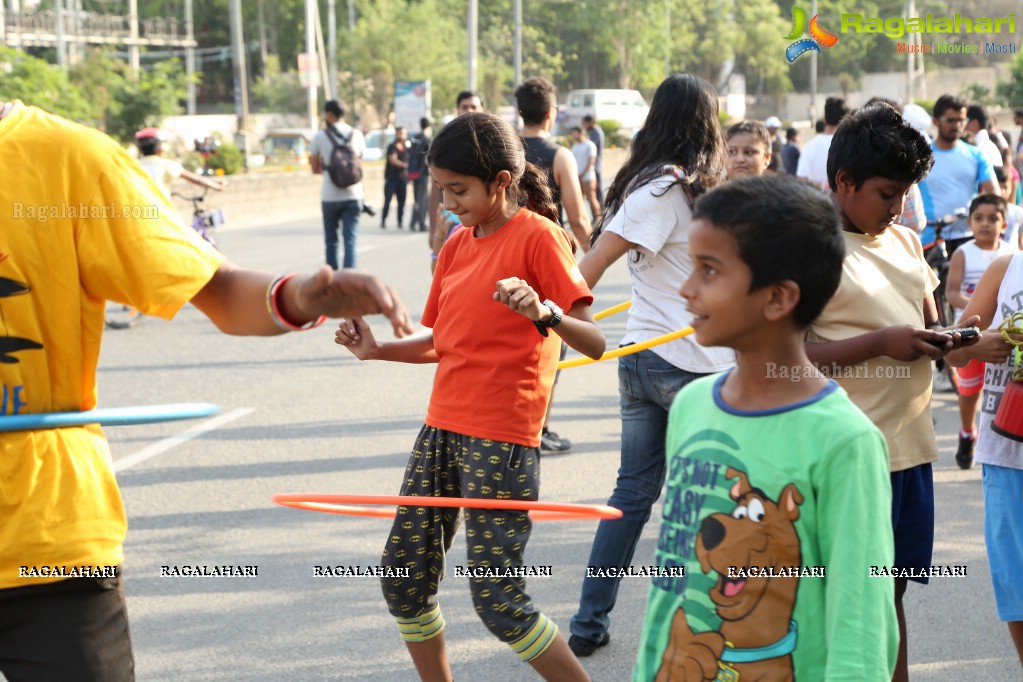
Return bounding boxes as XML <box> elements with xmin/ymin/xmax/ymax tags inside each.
<box><xmin>335</xmin><ymin>111</ymin><xmax>603</xmax><ymax>681</ymax></box>
<box><xmin>567</xmin><ymin>74</ymin><xmax>735</xmax><ymax>658</ymax></box>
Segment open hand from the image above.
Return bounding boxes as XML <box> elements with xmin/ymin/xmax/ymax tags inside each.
<box><xmin>299</xmin><ymin>267</ymin><xmax>414</xmax><ymax>338</ymax></box>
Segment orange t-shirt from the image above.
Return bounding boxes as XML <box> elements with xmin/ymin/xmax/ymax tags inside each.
<box><xmin>422</xmin><ymin>208</ymin><xmax>592</xmax><ymax>447</ymax></box>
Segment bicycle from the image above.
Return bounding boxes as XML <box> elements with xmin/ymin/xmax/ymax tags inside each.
<box><xmin>173</xmin><ymin>188</ymin><xmax>225</xmax><ymax>249</ymax></box>
<box><xmin>923</xmin><ymin>209</ymin><xmax>968</xmax><ymax>393</ymax></box>
<box><xmin>104</xmin><ymin>190</ymin><xmax>224</xmax><ymax>330</ymax></box>
<box><xmin>104</xmin><ymin>302</ymin><xmax>144</xmax><ymax>329</ymax></box>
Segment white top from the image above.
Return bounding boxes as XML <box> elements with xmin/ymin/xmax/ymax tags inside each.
<box><xmin>571</xmin><ymin>139</ymin><xmax>597</xmax><ymax>182</ymax></box>
<box><xmin>604</xmin><ymin>174</ymin><xmax>735</xmax><ymax>373</ymax></box>
<box><xmin>955</xmin><ymin>239</ymin><xmax>1015</xmax><ymax>321</ymax></box>
<box><xmin>976</xmin><ymin>252</ymin><xmax>1023</xmax><ymax>468</ymax></box>
<box><xmin>137</xmin><ymin>155</ymin><xmax>183</xmax><ymax>200</ymax></box>
<box><xmin>1004</xmin><ymin>203</ymin><xmax>1023</xmax><ymax>250</ymax></box>
<box><xmin>795</xmin><ymin>132</ymin><xmax>834</xmax><ymax>190</ymax></box>
<box><xmin>309</xmin><ymin>122</ymin><xmax>367</xmax><ymax>202</ymax></box>
<box><xmin>975</xmin><ymin>129</ymin><xmax>1003</xmax><ymax>168</ymax></box>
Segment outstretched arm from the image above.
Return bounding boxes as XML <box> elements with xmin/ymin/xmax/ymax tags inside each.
<box><xmin>181</xmin><ymin>169</ymin><xmax>225</xmax><ymax>191</ymax></box>
<box><xmin>577</xmin><ymin>230</ymin><xmax>635</xmax><ymax>288</ymax></box>
<box><xmin>335</xmin><ymin>317</ymin><xmax>437</xmax><ymax>363</ymax></box>
<box><xmin>190</xmin><ymin>263</ymin><xmax>414</xmax><ymax>338</ymax></box>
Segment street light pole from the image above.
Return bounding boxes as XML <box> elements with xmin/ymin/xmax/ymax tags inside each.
<box><xmin>513</xmin><ymin>0</ymin><xmax>521</xmax><ymax>87</ymax></box>
<box><xmin>305</xmin><ymin>0</ymin><xmax>316</xmax><ymax>128</ymax></box>
<box><xmin>467</xmin><ymin>0</ymin><xmax>478</xmax><ymax>91</ymax></box>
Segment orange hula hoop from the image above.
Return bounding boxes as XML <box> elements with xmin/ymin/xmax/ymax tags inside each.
<box><xmin>273</xmin><ymin>493</ymin><xmax>622</xmax><ymax>522</ymax></box>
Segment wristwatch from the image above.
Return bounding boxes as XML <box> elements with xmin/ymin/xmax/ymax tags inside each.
<box><xmin>533</xmin><ymin>299</ymin><xmax>563</xmax><ymax>337</ymax></box>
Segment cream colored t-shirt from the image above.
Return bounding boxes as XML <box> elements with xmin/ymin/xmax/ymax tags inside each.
<box><xmin>807</xmin><ymin>225</ymin><xmax>940</xmax><ymax>472</ymax></box>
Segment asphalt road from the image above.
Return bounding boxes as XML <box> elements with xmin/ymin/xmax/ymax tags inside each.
<box><xmin>82</xmin><ymin>216</ymin><xmax>1019</xmax><ymax>681</ymax></box>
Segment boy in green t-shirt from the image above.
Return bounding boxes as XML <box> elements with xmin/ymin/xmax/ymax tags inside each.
<box><xmin>633</xmin><ymin>175</ymin><xmax>898</xmax><ymax>681</ymax></box>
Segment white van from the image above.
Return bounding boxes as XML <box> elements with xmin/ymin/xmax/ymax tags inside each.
<box><xmin>558</xmin><ymin>89</ymin><xmax>650</xmax><ymax>134</ymax></box>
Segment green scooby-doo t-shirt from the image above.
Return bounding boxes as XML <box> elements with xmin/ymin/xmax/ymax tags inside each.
<box><xmin>634</xmin><ymin>373</ymin><xmax>898</xmax><ymax>681</ymax></box>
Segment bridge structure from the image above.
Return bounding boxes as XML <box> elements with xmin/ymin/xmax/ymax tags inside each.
<box><xmin>1</xmin><ymin>0</ymin><xmax>198</xmax><ymax>113</ymax></box>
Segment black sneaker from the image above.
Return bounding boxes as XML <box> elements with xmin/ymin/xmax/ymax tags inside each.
<box><xmin>955</xmin><ymin>434</ymin><xmax>976</xmax><ymax>469</ymax></box>
<box><xmin>568</xmin><ymin>633</ymin><xmax>609</xmax><ymax>658</ymax></box>
<box><xmin>540</xmin><ymin>427</ymin><xmax>572</xmax><ymax>452</ymax></box>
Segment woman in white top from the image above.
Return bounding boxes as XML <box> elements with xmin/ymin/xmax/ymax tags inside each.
<box><xmin>567</xmin><ymin>73</ymin><xmax>735</xmax><ymax>657</ymax></box>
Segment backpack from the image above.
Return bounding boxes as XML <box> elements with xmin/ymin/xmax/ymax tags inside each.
<box><xmin>407</xmin><ymin>133</ymin><xmax>429</xmax><ymax>181</ymax></box>
<box><xmin>324</xmin><ymin>125</ymin><xmax>363</xmax><ymax>188</ymax></box>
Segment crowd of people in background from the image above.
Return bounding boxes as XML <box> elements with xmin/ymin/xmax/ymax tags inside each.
<box><xmin>5</xmin><ymin>73</ymin><xmax>1023</xmax><ymax>681</ymax></box>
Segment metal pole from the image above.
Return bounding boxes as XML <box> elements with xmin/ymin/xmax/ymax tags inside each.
<box><xmin>128</xmin><ymin>0</ymin><xmax>139</xmax><ymax>79</ymax></box>
<box><xmin>665</xmin><ymin>0</ymin><xmax>670</xmax><ymax>77</ymax></box>
<box><xmin>467</xmin><ymin>0</ymin><xmax>477</xmax><ymax>91</ymax></box>
<box><xmin>513</xmin><ymin>0</ymin><xmax>521</xmax><ymax>87</ymax></box>
<box><xmin>229</xmin><ymin>0</ymin><xmax>250</xmax><ymax>126</ymax></box>
<box><xmin>185</xmin><ymin>0</ymin><xmax>196</xmax><ymax>115</ymax></box>
<box><xmin>55</xmin><ymin>0</ymin><xmax>65</xmax><ymax>70</ymax></box>
<box><xmin>348</xmin><ymin>0</ymin><xmax>355</xmax><ymax>107</ymax></box>
<box><xmin>305</xmin><ymin>0</ymin><xmax>316</xmax><ymax>128</ymax></box>
<box><xmin>328</xmin><ymin>0</ymin><xmax>338</xmax><ymax>101</ymax></box>
<box><xmin>809</xmin><ymin>0</ymin><xmax>817</xmax><ymax>124</ymax></box>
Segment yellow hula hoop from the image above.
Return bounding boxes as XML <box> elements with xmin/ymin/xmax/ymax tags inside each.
<box><xmin>593</xmin><ymin>300</ymin><xmax>632</xmax><ymax>321</ymax></box>
<box><xmin>559</xmin><ymin>327</ymin><xmax>696</xmax><ymax>369</ymax></box>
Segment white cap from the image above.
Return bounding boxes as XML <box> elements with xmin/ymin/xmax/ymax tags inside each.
<box><xmin>764</xmin><ymin>116</ymin><xmax>782</xmax><ymax>129</ymax></box>
<box><xmin>902</xmin><ymin>104</ymin><xmax>931</xmax><ymax>133</ymax></box>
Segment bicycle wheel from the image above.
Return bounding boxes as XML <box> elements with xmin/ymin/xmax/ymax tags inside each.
<box><xmin>104</xmin><ymin>302</ymin><xmax>144</xmax><ymax>329</ymax></box>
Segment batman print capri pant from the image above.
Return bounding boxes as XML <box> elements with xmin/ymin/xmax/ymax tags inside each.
<box><xmin>379</xmin><ymin>425</ymin><xmax>559</xmax><ymax>662</ymax></box>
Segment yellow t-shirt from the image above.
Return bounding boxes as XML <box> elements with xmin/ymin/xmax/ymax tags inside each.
<box><xmin>807</xmin><ymin>225</ymin><xmax>940</xmax><ymax>472</ymax></box>
<box><xmin>0</xmin><ymin>102</ymin><xmax>224</xmax><ymax>588</ymax></box>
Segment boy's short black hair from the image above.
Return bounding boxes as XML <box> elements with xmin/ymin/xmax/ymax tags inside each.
<box><xmin>693</xmin><ymin>175</ymin><xmax>845</xmax><ymax>328</ymax></box>
<box><xmin>969</xmin><ymin>193</ymin><xmax>1007</xmax><ymax>221</ymax></box>
<box><xmin>966</xmin><ymin>104</ymin><xmax>989</xmax><ymax>129</ymax></box>
<box><xmin>823</xmin><ymin>97</ymin><xmax>849</xmax><ymax>127</ymax></box>
<box><xmin>456</xmin><ymin>90</ymin><xmax>481</xmax><ymax>108</ymax></box>
<box><xmin>785</xmin><ymin>127</ymin><xmax>798</xmax><ymax>141</ymax></box>
<box><xmin>826</xmin><ymin>102</ymin><xmax>933</xmax><ymax>192</ymax></box>
<box><xmin>514</xmin><ymin>77</ymin><xmax>557</xmax><ymax>126</ymax></box>
<box><xmin>933</xmin><ymin>94</ymin><xmax>966</xmax><ymax>119</ymax></box>
<box><xmin>324</xmin><ymin>100</ymin><xmax>345</xmax><ymax>118</ymax></box>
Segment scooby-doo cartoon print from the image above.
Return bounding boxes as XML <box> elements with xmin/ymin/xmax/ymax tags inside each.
<box><xmin>0</xmin><ymin>273</ymin><xmax>43</xmax><ymax>364</ymax></box>
<box><xmin>657</xmin><ymin>467</ymin><xmax>803</xmax><ymax>682</ymax></box>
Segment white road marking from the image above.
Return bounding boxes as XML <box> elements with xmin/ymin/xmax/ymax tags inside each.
<box><xmin>113</xmin><ymin>407</ymin><xmax>255</xmax><ymax>472</ymax></box>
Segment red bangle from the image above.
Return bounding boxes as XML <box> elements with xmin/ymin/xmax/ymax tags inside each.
<box><xmin>266</xmin><ymin>274</ymin><xmax>326</xmax><ymax>331</ymax></box>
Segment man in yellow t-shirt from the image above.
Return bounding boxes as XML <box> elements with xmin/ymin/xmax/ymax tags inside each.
<box><xmin>0</xmin><ymin>100</ymin><xmax>413</xmax><ymax>681</ymax></box>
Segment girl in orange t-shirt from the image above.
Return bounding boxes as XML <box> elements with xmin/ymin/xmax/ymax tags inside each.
<box><xmin>335</xmin><ymin>112</ymin><xmax>604</xmax><ymax>682</ymax></box>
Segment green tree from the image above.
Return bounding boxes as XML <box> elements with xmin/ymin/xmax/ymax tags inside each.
<box><xmin>996</xmin><ymin>53</ymin><xmax>1023</xmax><ymax>108</ymax></box>
<box><xmin>250</xmin><ymin>55</ymin><xmax>308</xmax><ymax>114</ymax></box>
<box><xmin>352</xmin><ymin>0</ymin><xmax>466</xmax><ymax>121</ymax></box>
<box><xmin>106</xmin><ymin>59</ymin><xmax>195</xmax><ymax>143</ymax></box>
<box><xmin>69</xmin><ymin>47</ymin><xmax>130</xmax><ymax>130</ymax></box>
<box><xmin>0</xmin><ymin>46</ymin><xmax>90</xmax><ymax>121</ymax></box>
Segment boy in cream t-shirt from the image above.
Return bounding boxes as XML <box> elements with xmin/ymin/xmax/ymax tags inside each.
<box><xmin>805</xmin><ymin>103</ymin><xmax>978</xmax><ymax>682</ymax></box>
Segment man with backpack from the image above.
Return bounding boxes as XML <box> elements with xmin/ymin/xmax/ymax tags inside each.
<box><xmin>408</xmin><ymin>117</ymin><xmax>432</xmax><ymax>232</ymax></box>
<box><xmin>309</xmin><ymin>99</ymin><xmax>367</xmax><ymax>269</ymax></box>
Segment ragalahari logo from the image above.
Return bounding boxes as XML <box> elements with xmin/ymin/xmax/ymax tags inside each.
<box><xmin>785</xmin><ymin>7</ymin><xmax>839</xmax><ymax>62</ymax></box>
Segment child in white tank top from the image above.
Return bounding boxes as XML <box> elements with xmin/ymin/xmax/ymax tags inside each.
<box><xmin>947</xmin><ymin>249</ymin><xmax>1023</xmax><ymax>665</ymax></box>
<box><xmin>946</xmin><ymin>195</ymin><xmax>1015</xmax><ymax>469</ymax></box>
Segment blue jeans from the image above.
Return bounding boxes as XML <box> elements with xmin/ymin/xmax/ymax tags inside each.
<box><xmin>570</xmin><ymin>349</ymin><xmax>706</xmax><ymax>642</ymax></box>
<box><xmin>322</xmin><ymin>199</ymin><xmax>361</xmax><ymax>269</ymax></box>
